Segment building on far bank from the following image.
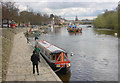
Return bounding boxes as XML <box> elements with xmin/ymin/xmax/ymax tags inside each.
<box><xmin>2</xmin><ymin>19</ymin><xmax>11</xmax><ymax>28</ymax></box>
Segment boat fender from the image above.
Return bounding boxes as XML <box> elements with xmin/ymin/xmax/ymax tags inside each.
<box><xmin>71</xmin><ymin>52</ymin><xmax>74</xmax><ymax>56</ymax></box>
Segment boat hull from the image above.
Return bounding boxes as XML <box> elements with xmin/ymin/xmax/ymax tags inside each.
<box><xmin>67</xmin><ymin>28</ymin><xmax>82</xmax><ymax>33</ymax></box>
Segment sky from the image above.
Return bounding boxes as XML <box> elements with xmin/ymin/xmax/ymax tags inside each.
<box><xmin>4</xmin><ymin>0</ymin><xmax>119</xmax><ymax>20</ymax></box>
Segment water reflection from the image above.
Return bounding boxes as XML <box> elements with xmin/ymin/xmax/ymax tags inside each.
<box><xmin>94</xmin><ymin>28</ymin><xmax>115</xmax><ymax>36</ymax></box>
<box><xmin>56</xmin><ymin>70</ymin><xmax>71</xmax><ymax>83</ymax></box>
<box><xmin>68</xmin><ymin>32</ymin><xmax>82</xmax><ymax>36</ymax></box>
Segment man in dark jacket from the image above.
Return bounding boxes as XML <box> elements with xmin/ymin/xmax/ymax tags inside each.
<box><xmin>31</xmin><ymin>50</ymin><xmax>40</xmax><ymax>75</ymax></box>
<box><xmin>35</xmin><ymin>36</ymin><xmax>38</xmax><ymax>41</ymax></box>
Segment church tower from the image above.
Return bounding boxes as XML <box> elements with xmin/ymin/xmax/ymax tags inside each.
<box><xmin>75</xmin><ymin>16</ymin><xmax>78</xmax><ymax>21</ymax></box>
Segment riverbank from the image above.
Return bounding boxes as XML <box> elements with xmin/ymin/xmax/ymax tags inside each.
<box><xmin>93</xmin><ymin>8</ymin><xmax>119</xmax><ymax>37</ymax></box>
<box><xmin>94</xmin><ymin>27</ymin><xmax>120</xmax><ymax>37</ymax></box>
<box><xmin>3</xmin><ymin>30</ymin><xmax>62</xmax><ymax>82</ymax></box>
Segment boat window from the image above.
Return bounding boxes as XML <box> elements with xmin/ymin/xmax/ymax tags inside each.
<box><xmin>56</xmin><ymin>54</ymin><xmax>61</xmax><ymax>61</ymax></box>
<box><xmin>45</xmin><ymin>50</ymin><xmax>47</xmax><ymax>56</ymax></box>
<box><xmin>45</xmin><ymin>50</ymin><xmax>50</xmax><ymax>57</ymax></box>
<box><xmin>53</xmin><ymin>55</ymin><xmax>55</xmax><ymax>60</ymax></box>
<box><xmin>64</xmin><ymin>53</ymin><xmax>68</xmax><ymax>61</ymax></box>
<box><xmin>40</xmin><ymin>46</ymin><xmax>43</xmax><ymax>52</ymax></box>
<box><xmin>64</xmin><ymin>56</ymin><xmax>68</xmax><ymax>61</ymax></box>
<box><xmin>57</xmin><ymin>56</ymin><xmax>61</xmax><ymax>61</ymax></box>
<box><xmin>51</xmin><ymin>54</ymin><xmax>57</xmax><ymax>60</ymax></box>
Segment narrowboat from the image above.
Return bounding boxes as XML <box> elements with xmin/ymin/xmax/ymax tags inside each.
<box><xmin>37</xmin><ymin>40</ymin><xmax>71</xmax><ymax>72</ymax></box>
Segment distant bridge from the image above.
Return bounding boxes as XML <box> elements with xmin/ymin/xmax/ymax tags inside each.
<box><xmin>64</xmin><ymin>20</ymin><xmax>93</xmax><ymax>24</ymax></box>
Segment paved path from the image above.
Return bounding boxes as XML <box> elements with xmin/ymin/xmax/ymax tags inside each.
<box><xmin>5</xmin><ymin>32</ymin><xmax>62</xmax><ymax>82</ymax></box>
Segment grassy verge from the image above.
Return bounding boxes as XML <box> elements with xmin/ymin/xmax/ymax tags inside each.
<box><xmin>2</xmin><ymin>27</ymin><xmax>26</xmax><ymax>81</ymax></box>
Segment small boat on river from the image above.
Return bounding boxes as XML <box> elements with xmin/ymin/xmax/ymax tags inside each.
<box><xmin>37</xmin><ymin>40</ymin><xmax>71</xmax><ymax>72</ymax></box>
<box><xmin>67</xmin><ymin>25</ymin><xmax>82</xmax><ymax>32</ymax></box>
<box><xmin>28</xmin><ymin>30</ymin><xmax>41</xmax><ymax>37</ymax></box>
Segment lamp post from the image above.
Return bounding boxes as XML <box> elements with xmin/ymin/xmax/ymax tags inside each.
<box><xmin>26</xmin><ymin>5</ymin><xmax>28</xmax><ymax>32</ymax></box>
<box><xmin>50</xmin><ymin>17</ymin><xmax>54</xmax><ymax>32</ymax></box>
<box><xmin>52</xmin><ymin>17</ymin><xmax>54</xmax><ymax>27</ymax></box>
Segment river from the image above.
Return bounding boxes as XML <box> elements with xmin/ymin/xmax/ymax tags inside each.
<box><xmin>29</xmin><ymin>25</ymin><xmax>118</xmax><ymax>82</ymax></box>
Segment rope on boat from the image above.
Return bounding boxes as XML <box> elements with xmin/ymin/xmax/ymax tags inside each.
<box><xmin>54</xmin><ymin>67</ymin><xmax>63</xmax><ymax>72</ymax></box>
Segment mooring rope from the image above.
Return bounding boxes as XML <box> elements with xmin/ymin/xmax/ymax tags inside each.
<box><xmin>54</xmin><ymin>67</ymin><xmax>63</xmax><ymax>72</ymax></box>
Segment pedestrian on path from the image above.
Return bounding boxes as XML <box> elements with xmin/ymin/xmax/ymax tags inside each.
<box><xmin>34</xmin><ymin>45</ymin><xmax>40</xmax><ymax>61</ymax></box>
<box><xmin>35</xmin><ymin>36</ymin><xmax>38</xmax><ymax>41</ymax></box>
<box><xmin>26</xmin><ymin>31</ymin><xmax>29</xmax><ymax>43</ymax></box>
<box><xmin>31</xmin><ymin>50</ymin><xmax>40</xmax><ymax>75</ymax></box>
<box><xmin>35</xmin><ymin>36</ymin><xmax>38</xmax><ymax>45</ymax></box>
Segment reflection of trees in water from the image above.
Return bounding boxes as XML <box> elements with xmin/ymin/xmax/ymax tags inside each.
<box><xmin>54</xmin><ymin>28</ymin><xmax>61</xmax><ymax>33</ymax></box>
<box><xmin>94</xmin><ymin>29</ymin><xmax>115</xmax><ymax>36</ymax></box>
<box><xmin>44</xmin><ymin>27</ymin><xmax>62</xmax><ymax>34</ymax></box>
<box><xmin>56</xmin><ymin>70</ymin><xmax>71</xmax><ymax>83</ymax></box>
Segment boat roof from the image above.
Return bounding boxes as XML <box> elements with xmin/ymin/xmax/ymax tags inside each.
<box><xmin>69</xmin><ymin>25</ymin><xmax>81</xmax><ymax>28</ymax></box>
<box><xmin>38</xmin><ymin>40</ymin><xmax>66</xmax><ymax>53</ymax></box>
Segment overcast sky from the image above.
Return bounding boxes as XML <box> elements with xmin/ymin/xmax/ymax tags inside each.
<box><xmin>9</xmin><ymin>0</ymin><xmax>119</xmax><ymax>20</ymax></box>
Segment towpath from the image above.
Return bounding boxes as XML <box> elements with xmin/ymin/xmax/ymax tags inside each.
<box><xmin>5</xmin><ymin>32</ymin><xmax>62</xmax><ymax>82</ymax></box>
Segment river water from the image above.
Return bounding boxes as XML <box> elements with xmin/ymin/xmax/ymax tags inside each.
<box><xmin>29</xmin><ymin>25</ymin><xmax>118</xmax><ymax>82</ymax></box>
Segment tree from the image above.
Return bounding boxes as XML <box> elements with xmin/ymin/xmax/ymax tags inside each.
<box><xmin>2</xmin><ymin>2</ymin><xmax>19</xmax><ymax>21</ymax></box>
<box><xmin>50</xmin><ymin>14</ymin><xmax>54</xmax><ymax>19</ymax></box>
<box><xmin>1</xmin><ymin>1</ymin><xmax>64</xmax><ymax>26</ymax></box>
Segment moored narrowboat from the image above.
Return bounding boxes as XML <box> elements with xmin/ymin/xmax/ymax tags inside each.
<box><xmin>37</xmin><ymin>40</ymin><xmax>71</xmax><ymax>72</ymax></box>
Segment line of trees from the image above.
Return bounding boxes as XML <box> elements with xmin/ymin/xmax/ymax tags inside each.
<box><xmin>1</xmin><ymin>1</ymin><xmax>61</xmax><ymax>25</ymax></box>
<box><xmin>93</xmin><ymin>5</ymin><xmax>119</xmax><ymax>33</ymax></box>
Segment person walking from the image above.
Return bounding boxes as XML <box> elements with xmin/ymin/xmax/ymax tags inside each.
<box><xmin>35</xmin><ymin>36</ymin><xmax>38</xmax><ymax>41</ymax></box>
<box><xmin>31</xmin><ymin>50</ymin><xmax>40</xmax><ymax>75</ymax></box>
<box><xmin>34</xmin><ymin>45</ymin><xmax>40</xmax><ymax>60</ymax></box>
<box><xmin>26</xmin><ymin>31</ymin><xmax>29</xmax><ymax>43</ymax></box>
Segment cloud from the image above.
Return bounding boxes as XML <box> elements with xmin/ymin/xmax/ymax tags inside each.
<box><xmin>12</xmin><ymin>0</ymin><xmax>119</xmax><ymax>2</ymax></box>
<box><xmin>53</xmin><ymin>7</ymin><xmax>103</xmax><ymax>19</ymax></box>
<box><xmin>44</xmin><ymin>2</ymin><xmax>117</xmax><ymax>10</ymax></box>
<box><xmin>15</xmin><ymin>2</ymin><xmax>118</xmax><ymax>20</ymax></box>
<box><xmin>15</xmin><ymin>3</ymin><xmax>27</xmax><ymax>11</ymax></box>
